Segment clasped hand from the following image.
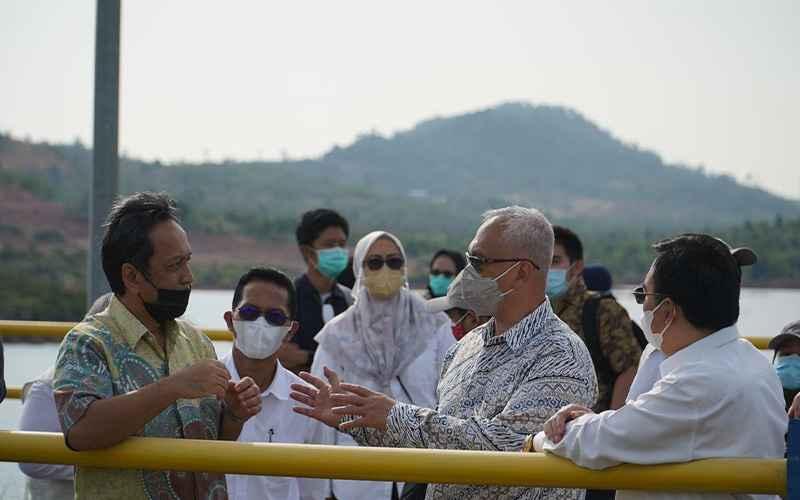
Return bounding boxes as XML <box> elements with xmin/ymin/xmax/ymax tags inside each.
<box><xmin>290</xmin><ymin>367</ymin><xmax>395</xmax><ymax>431</ymax></box>
<box><xmin>167</xmin><ymin>359</ymin><xmax>261</xmax><ymax>422</ymax></box>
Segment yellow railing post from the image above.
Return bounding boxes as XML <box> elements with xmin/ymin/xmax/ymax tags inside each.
<box><xmin>0</xmin><ymin>431</ymin><xmax>786</xmax><ymax>495</ymax></box>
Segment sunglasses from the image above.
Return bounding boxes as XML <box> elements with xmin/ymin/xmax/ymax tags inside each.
<box><xmin>364</xmin><ymin>255</ymin><xmax>405</xmax><ymax>271</ymax></box>
<box><xmin>632</xmin><ymin>286</ymin><xmax>668</xmax><ymax>305</ymax></box>
<box><xmin>237</xmin><ymin>304</ymin><xmax>291</xmax><ymax>326</ymax></box>
<box><xmin>430</xmin><ymin>270</ymin><xmax>455</xmax><ymax>278</ymax></box>
<box><xmin>465</xmin><ymin>252</ymin><xmax>541</xmax><ymax>273</ymax></box>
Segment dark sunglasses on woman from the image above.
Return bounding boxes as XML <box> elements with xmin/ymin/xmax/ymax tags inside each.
<box><xmin>365</xmin><ymin>255</ymin><xmax>405</xmax><ymax>271</ymax></box>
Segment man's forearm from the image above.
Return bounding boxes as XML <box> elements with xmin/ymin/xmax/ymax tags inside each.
<box><xmin>610</xmin><ymin>366</ymin><xmax>636</xmax><ymax>410</ymax></box>
<box><xmin>66</xmin><ymin>377</ymin><xmax>179</xmax><ymax>450</ymax></box>
<box><xmin>219</xmin><ymin>407</ymin><xmax>245</xmax><ymax>441</ymax></box>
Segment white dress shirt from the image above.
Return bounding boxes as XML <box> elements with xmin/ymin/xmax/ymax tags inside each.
<box><xmin>222</xmin><ymin>353</ymin><xmax>325</xmax><ymax>500</ymax></box>
<box><xmin>626</xmin><ymin>344</ymin><xmax>667</xmax><ymax>401</ymax></box>
<box><xmin>308</xmin><ymin>321</ymin><xmax>454</xmax><ymax>500</ymax></box>
<box><xmin>541</xmin><ymin>325</ymin><xmax>787</xmax><ymax>500</ymax></box>
<box><xmin>18</xmin><ymin>369</ymin><xmax>74</xmax><ymax>500</ymax></box>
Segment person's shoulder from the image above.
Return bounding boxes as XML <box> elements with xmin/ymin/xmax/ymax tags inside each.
<box><xmin>176</xmin><ymin>320</ymin><xmax>217</xmax><ymax>356</ymax></box>
<box><xmin>531</xmin><ymin>315</ymin><xmax>595</xmax><ymax>373</ymax></box>
<box><xmin>594</xmin><ymin>293</ymin><xmax>630</xmax><ymax>318</ymax></box>
<box><xmin>62</xmin><ymin>315</ymin><xmax>114</xmax><ymax>347</ymax></box>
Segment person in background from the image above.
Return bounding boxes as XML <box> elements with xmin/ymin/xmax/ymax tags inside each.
<box><xmin>770</xmin><ymin>320</ymin><xmax>800</xmax><ymax>411</ymax></box>
<box><xmin>304</xmin><ymin>231</ymin><xmax>454</xmax><ymax>500</ymax></box>
<box><xmin>294</xmin><ymin>208</ymin><xmax>597</xmax><ymax>500</ymax></box>
<box><xmin>444</xmin><ymin>307</ymin><xmax>491</xmax><ymax>341</ymax></box>
<box><xmin>222</xmin><ymin>267</ymin><xmax>323</xmax><ymax>500</ymax></box>
<box><xmin>283</xmin><ymin>209</ymin><xmax>353</xmax><ymax>372</ymax></box>
<box><xmin>17</xmin><ymin>295</ymin><xmax>113</xmax><ymax>500</ymax></box>
<box><xmin>425</xmin><ymin>249</ymin><xmax>466</xmax><ymax>299</ymax></box>
<box><xmin>53</xmin><ymin>192</ymin><xmax>262</xmax><ymax>500</ymax></box>
<box><xmin>582</xmin><ymin>265</ymin><xmax>613</xmax><ymax>293</ymax></box>
<box><xmin>548</xmin><ymin>225</ymin><xmax>641</xmax><ymax>412</ymax></box>
<box><xmin>528</xmin><ymin>234</ymin><xmax>785</xmax><ymax>500</ymax></box>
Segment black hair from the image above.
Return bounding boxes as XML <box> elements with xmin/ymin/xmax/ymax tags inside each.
<box><xmin>429</xmin><ymin>249</ymin><xmax>467</xmax><ymax>273</ymax></box>
<box><xmin>102</xmin><ymin>192</ymin><xmax>179</xmax><ymax>295</ymax></box>
<box><xmin>231</xmin><ymin>267</ymin><xmax>297</xmax><ymax>319</ymax></box>
<box><xmin>651</xmin><ymin>233</ymin><xmax>741</xmax><ymax>332</ymax></box>
<box><xmin>553</xmin><ymin>225</ymin><xmax>584</xmax><ymax>263</ymax></box>
<box><xmin>295</xmin><ymin>209</ymin><xmax>349</xmax><ymax>247</ymax></box>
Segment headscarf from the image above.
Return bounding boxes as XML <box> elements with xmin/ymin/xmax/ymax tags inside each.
<box><xmin>315</xmin><ymin>231</ymin><xmax>446</xmax><ymax>393</ymax></box>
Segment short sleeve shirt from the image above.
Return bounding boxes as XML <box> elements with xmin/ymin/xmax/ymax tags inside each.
<box><xmin>53</xmin><ymin>296</ymin><xmax>227</xmax><ymax>500</ymax></box>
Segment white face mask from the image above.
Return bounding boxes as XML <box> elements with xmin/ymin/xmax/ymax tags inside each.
<box><xmin>640</xmin><ymin>300</ymin><xmax>673</xmax><ymax>350</ymax></box>
<box><xmin>233</xmin><ymin>318</ymin><xmax>290</xmax><ymax>360</ymax></box>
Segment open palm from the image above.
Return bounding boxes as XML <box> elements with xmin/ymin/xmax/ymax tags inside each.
<box><xmin>290</xmin><ymin>366</ymin><xmax>343</xmax><ymax>428</ymax></box>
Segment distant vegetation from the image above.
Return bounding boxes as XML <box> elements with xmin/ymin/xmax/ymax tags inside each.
<box><xmin>1</xmin><ymin>101</ymin><xmax>798</xmax><ymax>323</ymax></box>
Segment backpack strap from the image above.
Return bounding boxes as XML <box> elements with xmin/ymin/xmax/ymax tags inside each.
<box><xmin>581</xmin><ymin>293</ymin><xmax>614</xmax><ymax>380</ymax></box>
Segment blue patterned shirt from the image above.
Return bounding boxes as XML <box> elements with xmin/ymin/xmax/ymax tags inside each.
<box><xmin>347</xmin><ymin>299</ymin><xmax>598</xmax><ymax>499</ymax></box>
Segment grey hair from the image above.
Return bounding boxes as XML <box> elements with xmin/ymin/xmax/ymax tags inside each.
<box><xmin>481</xmin><ymin>206</ymin><xmax>554</xmax><ymax>272</ymax></box>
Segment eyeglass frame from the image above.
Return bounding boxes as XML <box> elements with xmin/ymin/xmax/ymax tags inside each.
<box><xmin>236</xmin><ymin>304</ymin><xmax>293</xmax><ymax>326</ymax></box>
<box><xmin>364</xmin><ymin>255</ymin><xmax>405</xmax><ymax>271</ymax></box>
<box><xmin>465</xmin><ymin>252</ymin><xmax>541</xmax><ymax>273</ymax></box>
<box><xmin>631</xmin><ymin>285</ymin><xmax>669</xmax><ymax>305</ymax></box>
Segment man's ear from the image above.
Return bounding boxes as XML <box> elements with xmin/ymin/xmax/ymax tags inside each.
<box><xmin>121</xmin><ymin>263</ymin><xmax>143</xmax><ymax>295</ymax></box>
<box><xmin>284</xmin><ymin>321</ymin><xmax>299</xmax><ymax>343</ymax></box>
<box><xmin>300</xmin><ymin>245</ymin><xmax>317</xmax><ymax>266</ymax></box>
<box><xmin>570</xmin><ymin>260</ymin><xmax>585</xmax><ymax>281</ymax></box>
<box><xmin>224</xmin><ymin>311</ymin><xmax>235</xmax><ymax>337</ymax></box>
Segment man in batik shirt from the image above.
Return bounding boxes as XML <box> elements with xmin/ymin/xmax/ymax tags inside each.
<box><xmin>292</xmin><ymin>206</ymin><xmax>597</xmax><ymax>500</ymax></box>
<box><xmin>54</xmin><ymin>193</ymin><xmax>262</xmax><ymax>500</ymax></box>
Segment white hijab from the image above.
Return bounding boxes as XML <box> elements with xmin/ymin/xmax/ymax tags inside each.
<box><xmin>315</xmin><ymin>231</ymin><xmax>446</xmax><ymax>393</ymax></box>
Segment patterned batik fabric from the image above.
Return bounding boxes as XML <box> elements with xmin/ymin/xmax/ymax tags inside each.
<box><xmin>346</xmin><ymin>299</ymin><xmax>598</xmax><ymax>499</ymax></box>
<box><xmin>53</xmin><ymin>296</ymin><xmax>227</xmax><ymax>500</ymax></box>
<box><xmin>552</xmin><ymin>279</ymin><xmax>642</xmax><ymax>411</ymax></box>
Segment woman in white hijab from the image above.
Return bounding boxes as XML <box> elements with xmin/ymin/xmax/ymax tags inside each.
<box><xmin>308</xmin><ymin>231</ymin><xmax>454</xmax><ymax>500</ymax></box>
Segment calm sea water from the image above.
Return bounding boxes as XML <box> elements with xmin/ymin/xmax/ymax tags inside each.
<box><xmin>1</xmin><ymin>287</ymin><xmax>798</xmax><ymax>497</ymax></box>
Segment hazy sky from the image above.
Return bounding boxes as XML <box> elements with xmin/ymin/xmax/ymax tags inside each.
<box><xmin>1</xmin><ymin>1</ymin><xmax>798</xmax><ymax>198</ymax></box>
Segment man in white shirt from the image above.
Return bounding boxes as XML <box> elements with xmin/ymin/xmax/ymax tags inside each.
<box><xmin>222</xmin><ymin>267</ymin><xmax>323</xmax><ymax>500</ymax></box>
<box><xmin>528</xmin><ymin>233</ymin><xmax>787</xmax><ymax>500</ymax></box>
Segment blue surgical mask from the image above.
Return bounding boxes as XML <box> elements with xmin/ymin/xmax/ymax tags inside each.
<box><xmin>775</xmin><ymin>355</ymin><xmax>800</xmax><ymax>390</ymax></box>
<box><xmin>429</xmin><ymin>274</ymin><xmax>453</xmax><ymax>297</ymax></box>
<box><xmin>316</xmin><ymin>247</ymin><xmax>349</xmax><ymax>280</ymax></box>
<box><xmin>546</xmin><ymin>268</ymin><xmax>569</xmax><ymax>298</ymax></box>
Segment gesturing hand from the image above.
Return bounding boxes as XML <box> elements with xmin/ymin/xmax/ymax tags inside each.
<box><xmin>330</xmin><ymin>383</ymin><xmax>395</xmax><ymax>432</ymax></box>
<box><xmin>168</xmin><ymin>360</ymin><xmax>231</xmax><ymax>400</ymax></box>
<box><xmin>543</xmin><ymin>404</ymin><xmax>594</xmax><ymax>443</ymax></box>
<box><xmin>290</xmin><ymin>367</ymin><xmax>343</xmax><ymax>429</ymax></box>
<box><xmin>224</xmin><ymin>376</ymin><xmax>262</xmax><ymax>423</ymax></box>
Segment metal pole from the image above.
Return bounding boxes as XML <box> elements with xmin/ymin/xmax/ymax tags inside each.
<box><xmin>88</xmin><ymin>0</ymin><xmax>121</xmax><ymax>307</ymax></box>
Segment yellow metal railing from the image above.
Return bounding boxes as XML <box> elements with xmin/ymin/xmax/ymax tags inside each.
<box><xmin>0</xmin><ymin>320</ymin><xmax>773</xmax><ymax>349</ymax></box>
<box><xmin>0</xmin><ymin>431</ymin><xmax>786</xmax><ymax>494</ymax></box>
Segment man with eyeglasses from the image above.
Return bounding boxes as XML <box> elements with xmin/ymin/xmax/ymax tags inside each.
<box><xmin>222</xmin><ymin>267</ymin><xmax>324</xmax><ymax>500</ymax></box>
<box><xmin>525</xmin><ymin>234</ymin><xmax>787</xmax><ymax>500</ymax></box>
<box><xmin>292</xmin><ymin>206</ymin><xmax>597</xmax><ymax>500</ymax></box>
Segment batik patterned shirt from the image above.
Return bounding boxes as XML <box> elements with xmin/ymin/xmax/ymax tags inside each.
<box><xmin>53</xmin><ymin>296</ymin><xmax>227</xmax><ymax>500</ymax></box>
<box><xmin>552</xmin><ymin>279</ymin><xmax>642</xmax><ymax>411</ymax></box>
<box><xmin>346</xmin><ymin>299</ymin><xmax>597</xmax><ymax>499</ymax></box>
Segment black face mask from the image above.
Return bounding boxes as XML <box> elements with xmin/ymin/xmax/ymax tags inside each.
<box><xmin>138</xmin><ymin>270</ymin><xmax>191</xmax><ymax>323</ymax></box>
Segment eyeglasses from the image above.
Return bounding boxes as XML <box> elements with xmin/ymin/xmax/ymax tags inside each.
<box><xmin>632</xmin><ymin>286</ymin><xmax>668</xmax><ymax>305</ymax></box>
<box><xmin>430</xmin><ymin>270</ymin><xmax>455</xmax><ymax>278</ymax></box>
<box><xmin>364</xmin><ymin>255</ymin><xmax>405</xmax><ymax>271</ymax></box>
<box><xmin>237</xmin><ymin>304</ymin><xmax>291</xmax><ymax>326</ymax></box>
<box><xmin>465</xmin><ymin>252</ymin><xmax>540</xmax><ymax>273</ymax></box>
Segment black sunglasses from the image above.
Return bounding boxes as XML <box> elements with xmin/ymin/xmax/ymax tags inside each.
<box><xmin>237</xmin><ymin>304</ymin><xmax>291</xmax><ymax>326</ymax></box>
<box><xmin>365</xmin><ymin>255</ymin><xmax>405</xmax><ymax>271</ymax></box>
<box><xmin>430</xmin><ymin>270</ymin><xmax>455</xmax><ymax>278</ymax></box>
<box><xmin>632</xmin><ymin>286</ymin><xmax>669</xmax><ymax>305</ymax></box>
<box><xmin>465</xmin><ymin>252</ymin><xmax>540</xmax><ymax>273</ymax></box>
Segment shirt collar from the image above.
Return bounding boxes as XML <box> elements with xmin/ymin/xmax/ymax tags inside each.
<box><xmin>659</xmin><ymin>324</ymin><xmax>741</xmax><ymax>376</ymax></box>
<box><xmin>223</xmin><ymin>353</ymin><xmax>293</xmax><ymax>401</ymax></box>
<box><xmin>552</xmin><ymin>278</ymin><xmax>587</xmax><ymax>314</ymax></box>
<box><xmin>482</xmin><ymin>298</ymin><xmax>554</xmax><ymax>353</ymax></box>
<box><xmin>106</xmin><ymin>295</ymin><xmax>187</xmax><ymax>350</ymax></box>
